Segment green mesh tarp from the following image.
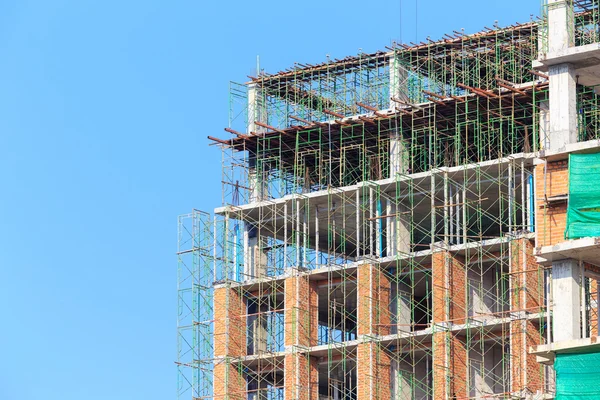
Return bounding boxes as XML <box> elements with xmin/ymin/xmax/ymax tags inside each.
<box><xmin>565</xmin><ymin>152</ymin><xmax>600</xmax><ymax>239</ymax></box>
<box><xmin>555</xmin><ymin>351</ymin><xmax>600</xmax><ymax>398</ymax></box>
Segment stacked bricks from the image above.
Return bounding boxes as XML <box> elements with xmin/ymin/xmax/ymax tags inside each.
<box><xmin>356</xmin><ymin>341</ymin><xmax>392</xmax><ymax>400</ymax></box>
<box><xmin>284</xmin><ymin>275</ymin><xmax>319</xmax><ymax>399</ymax></box>
<box><xmin>535</xmin><ymin>160</ymin><xmax>568</xmax><ymax>247</ymax></box>
<box><xmin>432</xmin><ymin>251</ymin><xmax>468</xmax><ymax>399</ymax></box>
<box><xmin>356</xmin><ymin>264</ymin><xmax>393</xmax><ymax>399</ymax></box>
<box><xmin>510</xmin><ymin>238</ymin><xmax>545</xmax><ymax>393</ymax></box>
<box><xmin>213</xmin><ymin>286</ymin><xmax>247</xmax><ymax>398</ymax></box>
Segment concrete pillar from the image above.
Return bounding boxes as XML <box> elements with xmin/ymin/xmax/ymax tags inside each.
<box><xmin>247</xmin><ymin>83</ymin><xmax>267</xmax><ymax>135</ymax></box>
<box><xmin>391</xmin><ymin>280</ymin><xmax>412</xmax><ymax>333</ymax></box>
<box><xmin>243</xmin><ymin>222</ymin><xmax>267</xmax><ymax>279</ymax></box>
<box><xmin>389</xmin><ymin>54</ymin><xmax>410</xmax><ymax>179</ymax></box>
<box><xmin>357</xmin><ymin>264</ymin><xmax>392</xmax><ymax>336</ymax></box>
<box><xmin>247</xmin><ymin>298</ymin><xmax>268</xmax><ymax>354</ymax></box>
<box><xmin>552</xmin><ymin>259</ymin><xmax>582</xmax><ymax>341</ymax></box>
<box><xmin>391</xmin><ymin>357</ymin><xmax>429</xmax><ymax>400</ymax></box>
<box><xmin>386</xmin><ymin>201</ymin><xmax>410</xmax><ymax>257</ymax></box>
<box><xmin>547</xmin><ymin>0</ymin><xmax>574</xmax><ymax>54</ymax></box>
<box><xmin>548</xmin><ymin>63</ymin><xmax>578</xmax><ymax>149</ymax></box>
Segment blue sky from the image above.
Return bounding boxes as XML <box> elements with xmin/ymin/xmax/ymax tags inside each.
<box><xmin>0</xmin><ymin>1</ymin><xmax>539</xmax><ymax>399</ymax></box>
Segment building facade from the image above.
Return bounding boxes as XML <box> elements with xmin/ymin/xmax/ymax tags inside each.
<box><xmin>177</xmin><ymin>1</ymin><xmax>600</xmax><ymax>398</ymax></box>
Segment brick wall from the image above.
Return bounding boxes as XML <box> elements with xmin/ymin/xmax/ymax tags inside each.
<box><xmin>214</xmin><ymin>286</ymin><xmax>247</xmax><ymax>357</ymax></box>
<box><xmin>284</xmin><ymin>353</ymin><xmax>319</xmax><ymax>400</ymax></box>
<box><xmin>510</xmin><ymin>238</ymin><xmax>544</xmax><ymax>312</ymax></box>
<box><xmin>357</xmin><ymin>264</ymin><xmax>392</xmax><ymax>336</ymax></box>
<box><xmin>213</xmin><ymin>362</ymin><xmax>246</xmax><ymax>400</ymax></box>
<box><xmin>511</xmin><ymin>319</ymin><xmax>545</xmax><ymax>393</ymax></box>
<box><xmin>432</xmin><ymin>251</ymin><xmax>466</xmax><ymax>324</ymax></box>
<box><xmin>432</xmin><ymin>332</ymin><xmax>467</xmax><ymax>399</ymax></box>
<box><xmin>213</xmin><ymin>287</ymin><xmax>247</xmax><ymax>398</ymax></box>
<box><xmin>535</xmin><ymin>161</ymin><xmax>568</xmax><ymax>247</ymax></box>
<box><xmin>356</xmin><ymin>341</ymin><xmax>392</xmax><ymax>400</ymax></box>
<box><xmin>591</xmin><ymin>279</ymin><xmax>599</xmax><ymax>336</ymax></box>
<box><xmin>284</xmin><ymin>275</ymin><xmax>318</xmax><ymax>347</ymax></box>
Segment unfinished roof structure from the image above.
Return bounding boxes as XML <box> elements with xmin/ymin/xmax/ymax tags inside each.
<box><xmin>177</xmin><ymin>1</ymin><xmax>600</xmax><ymax>398</ymax></box>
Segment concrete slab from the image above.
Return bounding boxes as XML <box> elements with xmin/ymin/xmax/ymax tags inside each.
<box><xmin>535</xmin><ymin>139</ymin><xmax>600</xmax><ymax>162</ymax></box>
<box><xmin>534</xmin><ymin>43</ymin><xmax>600</xmax><ymax>87</ymax></box>
<box><xmin>535</xmin><ymin>237</ymin><xmax>600</xmax><ymax>266</ymax></box>
<box><xmin>530</xmin><ymin>336</ymin><xmax>600</xmax><ymax>365</ymax></box>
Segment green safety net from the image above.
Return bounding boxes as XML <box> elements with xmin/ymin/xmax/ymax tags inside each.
<box><xmin>565</xmin><ymin>152</ymin><xmax>600</xmax><ymax>239</ymax></box>
<box><xmin>555</xmin><ymin>351</ymin><xmax>600</xmax><ymax>398</ymax></box>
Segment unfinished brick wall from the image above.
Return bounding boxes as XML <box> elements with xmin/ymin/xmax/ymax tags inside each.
<box><xmin>357</xmin><ymin>264</ymin><xmax>392</xmax><ymax>336</ymax></box>
<box><xmin>431</xmin><ymin>251</ymin><xmax>468</xmax><ymax>399</ymax></box>
<box><xmin>284</xmin><ymin>353</ymin><xmax>319</xmax><ymax>400</ymax></box>
<box><xmin>432</xmin><ymin>332</ymin><xmax>468</xmax><ymax>399</ymax></box>
<box><xmin>511</xmin><ymin>319</ymin><xmax>545</xmax><ymax>393</ymax></box>
<box><xmin>432</xmin><ymin>251</ymin><xmax>466</xmax><ymax>325</ymax></box>
<box><xmin>591</xmin><ymin>279</ymin><xmax>599</xmax><ymax>336</ymax></box>
<box><xmin>356</xmin><ymin>341</ymin><xmax>392</xmax><ymax>400</ymax></box>
<box><xmin>213</xmin><ymin>362</ymin><xmax>246</xmax><ymax>400</ymax></box>
<box><xmin>213</xmin><ymin>286</ymin><xmax>247</xmax><ymax>398</ymax></box>
<box><xmin>535</xmin><ymin>160</ymin><xmax>568</xmax><ymax>247</ymax></box>
<box><xmin>510</xmin><ymin>238</ymin><xmax>544</xmax><ymax>313</ymax></box>
<box><xmin>214</xmin><ymin>286</ymin><xmax>247</xmax><ymax>357</ymax></box>
<box><xmin>284</xmin><ymin>275</ymin><xmax>318</xmax><ymax>347</ymax></box>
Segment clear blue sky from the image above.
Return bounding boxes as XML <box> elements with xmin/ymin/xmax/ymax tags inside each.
<box><xmin>0</xmin><ymin>1</ymin><xmax>539</xmax><ymax>399</ymax></box>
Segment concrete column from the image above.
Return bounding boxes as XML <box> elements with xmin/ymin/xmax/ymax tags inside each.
<box><xmin>392</xmin><ymin>281</ymin><xmax>412</xmax><ymax>333</ymax></box>
<box><xmin>552</xmin><ymin>259</ymin><xmax>582</xmax><ymax>341</ymax></box>
<box><xmin>547</xmin><ymin>0</ymin><xmax>574</xmax><ymax>54</ymax></box>
<box><xmin>247</xmin><ymin>83</ymin><xmax>267</xmax><ymax>134</ymax></box>
<box><xmin>389</xmin><ymin>54</ymin><xmax>410</xmax><ymax>178</ymax></box>
<box><xmin>386</xmin><ymin>201</ymin><xmax>410</xmax><ymax>257</ymax></box>
<box><xmin>548</xmin><ymin>63</ymin><xmax>578</xmax><ymax>149</ymax></box>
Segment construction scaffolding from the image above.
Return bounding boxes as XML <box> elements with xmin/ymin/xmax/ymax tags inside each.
<box><xmin>178</xmin><ymin>3</ymin><xmax>600</xmax><ymax>399</ymax></box>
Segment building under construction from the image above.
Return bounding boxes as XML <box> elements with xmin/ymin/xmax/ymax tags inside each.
<box><xmin>177</xmin><ymin>1</ymin><xmax>600</xmax><ymax>398</ymax></box>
